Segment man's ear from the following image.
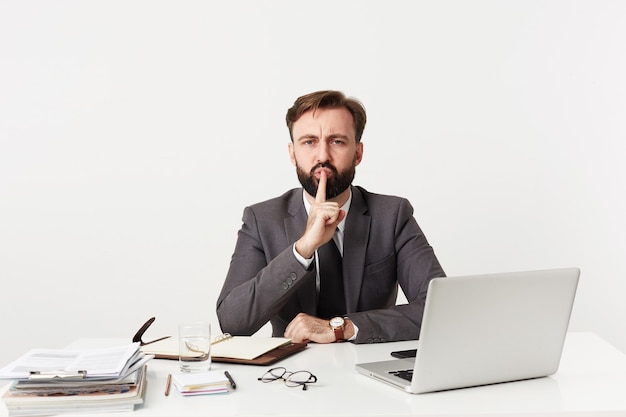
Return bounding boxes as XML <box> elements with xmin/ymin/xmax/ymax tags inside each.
<box><xmin>354</xmin><ymin>142</ymin><xmax>364</xmax><ymax>166</ymax></box>
<box><xmin>288</xmin><ymin>142</ymin><xmax>297</xmax><ymax>166</ymax></box>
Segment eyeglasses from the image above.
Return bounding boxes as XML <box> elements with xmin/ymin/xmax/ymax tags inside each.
<box><xmin>257</xmin><ymin>367</ymin><xmax>318</xmax><ymax>391</ymax></box>
<box><xmin>132</xmin><ymin>317</ymin><xmax>171</xmax><ymax>346</ymax></box>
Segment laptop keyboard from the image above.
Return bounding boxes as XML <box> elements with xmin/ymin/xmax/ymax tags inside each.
<box><xmin>389</xmin><ymin>369</ymin><xmax>413</xmax><ymax>382</ymax></box>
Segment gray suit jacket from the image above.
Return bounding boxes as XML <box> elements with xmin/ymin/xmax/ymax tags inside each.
<box><xmin>216</xmin><ymin>186</ymin><xmax>445</xmax><ymax>344</ymax></box>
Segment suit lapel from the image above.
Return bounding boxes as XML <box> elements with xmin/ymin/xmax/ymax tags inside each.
<box><xmin>284</xmin><ymin>190</ymin><xmax>317</xmax><ymax>315</ymax></box>
<box><xmin>284</xmin><ymin>189</ymin><xmax>307</xmax><ymax>244</ymax></box>
<box><xmin>343</xmin><ymin>187</ymin><xmax>370</xmax><ymax>314</ymax></box>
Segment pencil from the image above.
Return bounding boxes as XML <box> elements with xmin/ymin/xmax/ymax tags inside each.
<box><xmin>164</xmin><ymin>373</ymin><xmax>172</xmax><ymax>396</ymax></box>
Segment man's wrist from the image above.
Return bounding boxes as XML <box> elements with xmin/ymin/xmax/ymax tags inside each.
<box><xmin>343</xmin><ymin>318</ymin><xmax>355</xmax><ymax>340</ymax></box>
<box><xmin>329</xmin><ymin>317</ymin><xmax>355</xmax><ymax>342</ymax></box>
<box><xmin>294</xmin><ymin>239</ymin><xmax>315</xmax><ymax>260</ymax></box>
<box><xmin>292</xmin><ymin>243</ymin><xmax>313</xmax><ymax>268</ymax></box>
<box><xmin>329</xmin><ymin>317</ymin><xmax>346</xmax><ymax>342</ymax></box>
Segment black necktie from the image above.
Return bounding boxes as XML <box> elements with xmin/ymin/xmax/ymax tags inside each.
<box><xmin>317</xmin><ymin>236</ymin><xmax>346</xmax><ymax>319</ymax></box>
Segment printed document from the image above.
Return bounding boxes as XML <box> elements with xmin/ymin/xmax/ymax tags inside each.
<box><xmin>0</xmin><ymin>343</ymin><xmax>144</xmax><ymax>380</ymax></box>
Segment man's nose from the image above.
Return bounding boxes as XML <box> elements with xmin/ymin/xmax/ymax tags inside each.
<box><xmin>316</xmin><ymin>141</ymin><xmax>330</xmax><ymax>163</ymax></box>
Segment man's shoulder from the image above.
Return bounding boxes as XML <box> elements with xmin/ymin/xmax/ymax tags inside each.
<box><xmin>247</xmin><ymin>188</ymin><xmax>302</xmax><ymax>213</ymax></box>
<box><xmin>352</xmin><ymin>186</ymin><xmax>416</xmax><ymax>226</ymax></box>
<box><xmin>353</xmin><ymin>186</ymin><xmax>411</xmax><ymax>207</ymax></box>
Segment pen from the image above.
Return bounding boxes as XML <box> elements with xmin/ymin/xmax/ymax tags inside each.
<box><xmin>224</xmin><ymin>370</ymin><xmax>236</xmax><ymax>389</ymax></box>
<box><xmin>164</xmin><ymin>373</ymin><xmax>172</xmax><ymax>396</ymax></box>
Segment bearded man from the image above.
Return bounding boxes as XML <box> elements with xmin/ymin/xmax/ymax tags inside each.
<box><xmin>217</xmin><ymin>90</ymin><xmax>445</xmax><ymax>344</ymax></box>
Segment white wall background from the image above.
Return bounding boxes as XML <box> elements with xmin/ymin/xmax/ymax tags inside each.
<box><xmin>1</xmin><ymin>0</ymin><xmax>625</xmax><ymax>365</ymax></box>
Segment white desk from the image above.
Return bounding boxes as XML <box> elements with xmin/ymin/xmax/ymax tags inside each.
<box><xmin>2</xmin><ymin>332</ymin><xmax>626</xmax><ymax>417</ymax></box>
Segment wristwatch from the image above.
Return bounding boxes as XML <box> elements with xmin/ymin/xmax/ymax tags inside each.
<box><xmin>329</xmin><ymin>317</ymin><xmax>346</xmax><ymax>342</ymax></box>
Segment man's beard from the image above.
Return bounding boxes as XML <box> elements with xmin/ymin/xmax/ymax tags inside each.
<box><xmin>296</xmin><ymin>161</ymin><xmax>356</xmax><ymax>200</ymax></box>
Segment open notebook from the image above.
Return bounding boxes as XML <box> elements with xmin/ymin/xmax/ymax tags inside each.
<box><xmin>141</xmin><ymin>335</ymin><xmax>307</xmax><ymax>366</ymax></box>
<box><xmin>356</xmin><ymin>268</ymin><xmax>580</xmax><ymax>394</ymax></box>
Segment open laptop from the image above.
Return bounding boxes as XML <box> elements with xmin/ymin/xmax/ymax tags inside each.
<box><xmin>355</xmin><ymin>267</ymin><xmax>580</xmax><ymax>394</ymax></box>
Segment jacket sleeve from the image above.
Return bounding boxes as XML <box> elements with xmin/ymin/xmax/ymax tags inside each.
<box><xmin>348</xmin><ymin>198</ymin><xmax>445</xmax><ymax>344</ymax></box>
<box><xmin>216</xmin><ymin>205</ymin><xmax>314</xmax><ymax>336</ymax></box>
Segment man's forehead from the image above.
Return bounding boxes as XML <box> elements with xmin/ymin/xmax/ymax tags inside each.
<box><xmin>293</xmin><ymin>107</ymin><xmax>355</xmax><ymax>137</ymax></box>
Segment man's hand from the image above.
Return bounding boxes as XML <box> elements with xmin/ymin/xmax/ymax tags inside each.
<box><xmin>295</xmin><ymin>171</ymin><xmax>345</xmax><ymax>259</ymax></box>
<box><xmin>284</xmin><ymin>313</ymin><xmax>354</xmax><ymax>343</ymax></box>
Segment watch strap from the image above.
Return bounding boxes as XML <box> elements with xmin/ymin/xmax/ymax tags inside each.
<box><xmin>333</xmin><ymin>327</ymin><xmax>345</xmax><ymax>342</ymax></box>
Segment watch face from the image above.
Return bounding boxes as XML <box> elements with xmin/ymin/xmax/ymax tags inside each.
<box><xmin>330</xmin><ymin>317</ymin><xmax>344</xmax><ymax>328</ymax></box>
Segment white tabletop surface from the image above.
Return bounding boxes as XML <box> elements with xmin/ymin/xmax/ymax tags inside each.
<box><xmin>2</xmin><ymin>332</ymin><xmax>626</xmax><ymax>417</ymax></box>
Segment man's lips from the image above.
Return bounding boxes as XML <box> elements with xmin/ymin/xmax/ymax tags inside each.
<box><xmin>313</xmin><ymin>167</ymin><xmax>334</xmax><ymax>178</ymax></box>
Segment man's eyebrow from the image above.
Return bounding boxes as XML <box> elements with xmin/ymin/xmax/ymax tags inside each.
<box><xmin>295</xmin><ymin>133</ymin><xmax>351</xmax><ymax>142</ymax></box>
<box><xmin>327</xmin><ymin>133</ymin><xmax>350</xmax><ymax>140</ymax></box>
<box><xmin>295</xmin><ymin>133</ymin><xmax>319</xmax><ymax>141</ymax></box>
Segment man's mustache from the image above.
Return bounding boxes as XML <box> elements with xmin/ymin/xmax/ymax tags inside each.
<box><xmin>310</xmin><ymin>162</ymin><xmax>338</xmax><ymax>176</ymax></box>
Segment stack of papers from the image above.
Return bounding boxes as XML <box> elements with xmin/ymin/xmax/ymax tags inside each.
<box><xmin>172</xmin><ymin>371</ymin><xmax>231</xmax><ymax>396</ymax></box>
<box><xmin>0</xmin><ymin>343</ymin><xmax>152</xmax><ymax>416</ymax></box>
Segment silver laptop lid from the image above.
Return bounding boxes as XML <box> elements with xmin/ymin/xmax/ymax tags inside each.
<box><xmin>411</xmin><ymin>267</ymin><xmax>580</xmax><ymax>393</ymax></box>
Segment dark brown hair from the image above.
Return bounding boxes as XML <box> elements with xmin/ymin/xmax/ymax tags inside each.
<box><xmin>285</xmin><ymin>90</ymin><xmax>367</xmax><ymax>143</ymax></box>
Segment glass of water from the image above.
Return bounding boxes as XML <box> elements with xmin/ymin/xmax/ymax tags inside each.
<box><xmin>178</xmin><ymin>321</ymin><xmax>211</xmax><ymax>373</ymax></box>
